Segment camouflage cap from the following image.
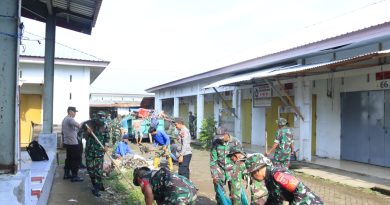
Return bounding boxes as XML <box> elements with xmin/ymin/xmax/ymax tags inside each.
<box><xmin>227</xmin><ymin>146</ymin><xmax>244</xmax><ymax>157</ymax></box>
<box><xmin>215</xmin><ymin>127</ymin><xmax>228</xmax><ymax>139</ymax></box>
<box><xmin>276</xmin><ymin>117</ymin><xmax>288</xmax><ymax>126</ymax></box>
<box><xmin>245</xmin><ymin>153</ymin><xmax>272</xmax><ymax>173</ymax></box>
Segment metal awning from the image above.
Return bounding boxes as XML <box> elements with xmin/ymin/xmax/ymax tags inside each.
<box><xmin>204</xmin><ymin>49</ymin><xmax>390</xmax><ymax>88</ymax></box>
<box><xmin>22</xmin><ymin>0</ymin><xmax>103</xmax><ymax>35</ymax></box>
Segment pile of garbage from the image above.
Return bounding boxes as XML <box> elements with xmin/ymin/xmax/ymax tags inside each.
<box><xmin>112</xmin><ymin>154</ymin><xmax>153</xmax><ymax>170</ymax></box>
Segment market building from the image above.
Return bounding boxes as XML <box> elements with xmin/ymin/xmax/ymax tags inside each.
<box><xmin>147</xmin><ymin>1</ymin><xmax>390</xmax><ymax>167</ymax></box>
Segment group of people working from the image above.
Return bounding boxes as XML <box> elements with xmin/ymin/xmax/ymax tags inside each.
<box><xmin>61</xmin><ymin>107</ymin><xmax>111</xmax><ymax>197</ymax></box>
<box><xmin>209</xmin><ymin>118</ymin><xmax>323</xmax><ymax>205</ymax></box>
<box><xmin>63</xmin><ymin>106</ymin><xmax>322</xmax><ymax>204</ymax></box>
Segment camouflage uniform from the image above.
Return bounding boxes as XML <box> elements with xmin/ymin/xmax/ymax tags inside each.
<box><xmin>106</xmin><ymin>116</ymin><xmax>113</xmax><ymax>145</ymax></box>
<box><xmin>273</xmin><ymin>118</ymin><xmax>294</xmax><ymax>168</ymax></box>
<box><xmin>264</xmin><ymin>166</ymin><xmax>323</xmax><ymax>204</ymax></box>
<box><xmin>137</xmin><ymin>167</ymin><xmax>198</xmax><ymax>205</ymax></box>
<box><xmin>249</xmin><ymin>178</ymin><xmax>268</xmax><ymax>205</ymax></box>
<box><xmin>245</xmin><ymin>154</ymin><xmax>323</xmax><ymax>205</ymax></box>
<box><xmin>111</xmin><ymin>118</ymin><xmax>122</xmax><ymax>145</ymax></box>
<box><xmin>210</xmin><ymin>130</ymin><xmax>241</xmax><ymax>204</ymax></box>
<box><xmin>230</xmin><ymin>158</ymin><xmax>246</xmax><ymax>204</ymax></box>
<box><xmin>84</xmin><ymin>113</ymin><xmax>109</xmax><ymax>196</ymax></box>
<box><xmin>229</xmin><ymin>148</ymin><xmax>268</xmax><ymax>205</ymax></box>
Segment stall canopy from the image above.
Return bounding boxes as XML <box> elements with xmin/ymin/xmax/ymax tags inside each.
<box><xmin>22</xmin><ymin>0</ymin><xmax>103</xmax><ymax>35</ymax></box>
<box><xmin>204</xmin><ymin>49</ymin><xmax>390</xmax><ymax>89</ymax></box>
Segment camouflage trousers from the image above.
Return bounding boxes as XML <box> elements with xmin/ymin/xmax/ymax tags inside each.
<box><xmin>230</xmin><ymin>181</ymin><xmax>243</xmax><ymax>205</ymax></box>
<box><xmin>154</xmin><ymin>146</ymin><xmax>173</xmax><ymax>171</ymax></box>
<box><xmin>159</xmin><ymin>193</ymin><xmax>197</xmax><ymax>205</ymax></box>
<box><xmin>86</xmin><ymin>154</ymin><xmax>104</xmax><ymax>187</ymax></box>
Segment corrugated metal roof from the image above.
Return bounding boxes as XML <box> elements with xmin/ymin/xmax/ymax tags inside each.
<box><xmin>204</xmin><ymin>49</ymin><xmax>390</xmax><ymax>88</ymax></box>
<box><xmin>147</xmin><ymin>0</ymin><xmax>390</xmax><ymax>92</ymax></box>
<box><xmin>22</xmin><ymin>0</ymin><xmax>103</xmax><ymax>34</ymax></box>
<box><xmin>20</xmin><ymin>32</ymin><xmax>106</xmax><ymax>62</ymax></box>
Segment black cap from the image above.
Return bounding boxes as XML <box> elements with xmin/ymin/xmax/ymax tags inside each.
<box><xmin>123</xmin><ymin>134</ymin><xmax>129</xmax><ymax>139</ymax></box>
<box><xmin>67</xmin><ymin>106</ymin><xmax>78</xmax><ymax>112</ymax></box>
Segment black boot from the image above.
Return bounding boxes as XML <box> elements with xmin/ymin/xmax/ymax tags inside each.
<box><xmin>71</xmin><ymin>175</ymin><xmax>84</xmax><ymax>182</ymax></box>
<box><xmin>63</xmin><ymin>169</ymin><xmax>71</xmax><ymax>180</ymax></box>
<box><xmin>92</xmin><ymin>184</ymin><xmax>101</xmax><ymax>197</ymax></box>
<box><xmin>99</xmin><ymin>184</ymin><xmax>105</xmax><ymax>191</ymax></box>
<box><xmin>79</xmin><ymin>163</ymin><xmax>87</xmax><ymax>169</ymax></box>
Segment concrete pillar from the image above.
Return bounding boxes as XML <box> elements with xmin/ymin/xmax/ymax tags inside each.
<box><xmin>214</xmin><ymin>95</ymin><xmax>222</xmax><ymax>126</ymax></box>
<box><xmin>42</xmin><ymin>14</ymin><xmax>56</xmax><ymax>134</ymax></box>
<box><xmin>233</xmin><ymin>89</ymin><xmax>242</xmax><ymax>141</ymax></box>
<box><xmin>155</xmin><ymin>94</ymin><xmax>162</xmax><ymax>112</ymax></box>
<box><xmin>252</xmin><ymin>107</ymin><xmax>266</xmax><ymax>146</ymax></box>
<box><xmin>196</xmin><ymin>94</ymin><xmax>204</xmax><ymax>139</ymax></box>
<box><xmin>0</xmin><ymin>0</ymin><xmax>20</xmax><ymax>173</ymax></box>
<box><xmin>295</xmin><ymin>77</ymin><xmax>312</xmax><ymax>161</ymax></box>
<box><xmin>173</xmin><ymin>97</ymin><xmax>179</xmax><ymax>117</ymax></box>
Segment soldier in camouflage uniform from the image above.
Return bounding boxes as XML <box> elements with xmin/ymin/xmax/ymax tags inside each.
<box><xmin>265</xmin><ymin>118</ymin><xmax>294</xmax><ymax>168</ymax></box>
<box><xmin>246</xmin><ymin>153</ymin><xmax>323</xmax><ymax>205</ymax></box>
<box><xmin>133</xmin><ymin>166</ymin><xmax>198</xmax><ymax>205</ymax></box>
<box><xmin>210</xmin><ymin>127</ymin><xmax>242</xmax><ymax>204</ymax></box>
<box><xmin>228</xmin><ymin>148</ymin><xmax>268</xmax><ymax>205</ymax></box>
<box><xmin>227</xmin><ymin>146</ymin><xmax>246</xmax><ymax>205</ymax></box>
<box><xmin>84</xmin><ymin>111</ymin><xmax>110</xmax><ymax>197</ymax></box>
<box><xmin>111</xmin><ymin>115</ymin><xmax>123</xmax><ymax>146</ymax></box>
<box><xmin>106</xmin><ymin>113</ymin><xmax>113</xmax><ymax>145</ymax></box>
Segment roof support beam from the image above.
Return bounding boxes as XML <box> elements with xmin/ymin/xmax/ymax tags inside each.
<box><xmin>45</xmin><ymin>0</ymin><xmax>53</xmax><ymax>15</ymax></box>
<box><xmin>275</xmin><ymin>79</ymin><xmax>304</xmax><ymax>121</ymax></box>
<box><xmin>212</xmin><ymin>87</ymin><xmax>239</xmax><ymax>119</ymax></box>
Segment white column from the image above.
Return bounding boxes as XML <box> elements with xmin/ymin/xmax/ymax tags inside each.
<box><xmin>295</xmin><ymin>77</ymin><xmax>312</xmax><ymax>161</ymax></box>
<box><xmin>196</xmin><ymin>94</ymin><xmax>204</xmax><ymax>139</ymax></box>
<box><xmin>214</xmin><ymin>94</ymin><xmax>222</xmax><ymax>126</ymax></box>
<box><xmin>173</xmin><ymin>97</ymin><xmax>179</xmax><ymax>117</ymax></box>
<box><xmin>252</xmin><ymin>107</ymin><xmax>266</xmax><ymax>146</ymax></box>
<box><xmin>233</xmin><ymin>89</ymin><xmax>242</xmax><ymax>141</ymax></box>
<box><xmin>155</xmin><ymin>94</ymin><xmax>162</xmax><ymax>112</ymax></box>
<box><xmin>0</xmin><ymin>0</ymin><xmax>20</xmax><ymax>173</ymax></box>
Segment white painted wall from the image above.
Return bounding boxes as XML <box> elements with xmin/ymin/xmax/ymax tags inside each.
<box><xmin>20</xmin><ymin>63</ymin><xmax>92</xmax><ymax>126</ymax></box>
<box><xmin>252</xmin><ymin>107</ymin><xmax>266</xmax><ymax>146</ymax></box>
<box><xmin>117</xmin><ymin>108</ymin><xmax>130</xmax><ymax>116</ymax></box>
<box><xmin>53</xmin><ymin>65</ymin><xmax>90</xmax><ymax>124</ymax></box>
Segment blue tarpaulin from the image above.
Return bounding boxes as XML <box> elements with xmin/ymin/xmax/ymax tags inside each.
<box><xmin>216</xmin><ymin>184</ymin><xmax>232</xmax><ymax>205</ymax></box>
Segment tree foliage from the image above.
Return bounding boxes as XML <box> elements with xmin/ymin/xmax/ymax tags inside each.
<box><xmin>199</xmin><ymin>117</ymin><xmax>217</xmax><ymax>149</ymax></box>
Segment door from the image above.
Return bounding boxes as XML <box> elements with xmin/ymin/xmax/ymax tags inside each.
<box><xmin>265</xmin><ymin>97</ymin><xmax>295</xmax><ymax>147</ymax></box>
<box><xmin>179</xmin><ymin>103</ymin><xmax>189</xmax><ymax>126</ymax></box>
<box><xmin>312</xmin><ymin>95</ymin><xmax>317</xmax><ymax>156</ymax></box>
<box><xmin>20</xmin><ymin>94</ymin><xmax>42</xmax><ymax>147</ymax></box>
<box><xmin>341</xmin><ymin>92</ymin><xmax>370</xmax><ymax>163</ymax></box>
<box><xmin>241</xmin><ymin>99</ymin><xmax>252</xmax><ymax>144</ymax></box>
<box><xmin>384</xmin><ymin>91</ymin><xmax>390</xmax><ymax>167</ymax></box>
<box><xmin>220</xmin><ymin>100</ymin><xmax>234</xmax><ymax>133</ymax></box>
<box><xmin>368</xmin><ymin>91</ymin><xmax>385</xmax><ymax>166</ymax></box>
<box><xmin>204</xmin><ymin>101</ymin><xmax>214</xmax><ymax>119</ymax></box>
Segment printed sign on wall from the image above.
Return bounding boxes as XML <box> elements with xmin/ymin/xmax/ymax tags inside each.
<box><xmin>253</xmin><ymin>84</ymin><xmax>272</xmax><ymax>107</ymax></box>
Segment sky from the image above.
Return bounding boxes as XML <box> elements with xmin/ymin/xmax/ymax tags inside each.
<box><xmin>22</xmin><ymin>0</ymin><xmax>386</xmax><ymax>94</ymax></box>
